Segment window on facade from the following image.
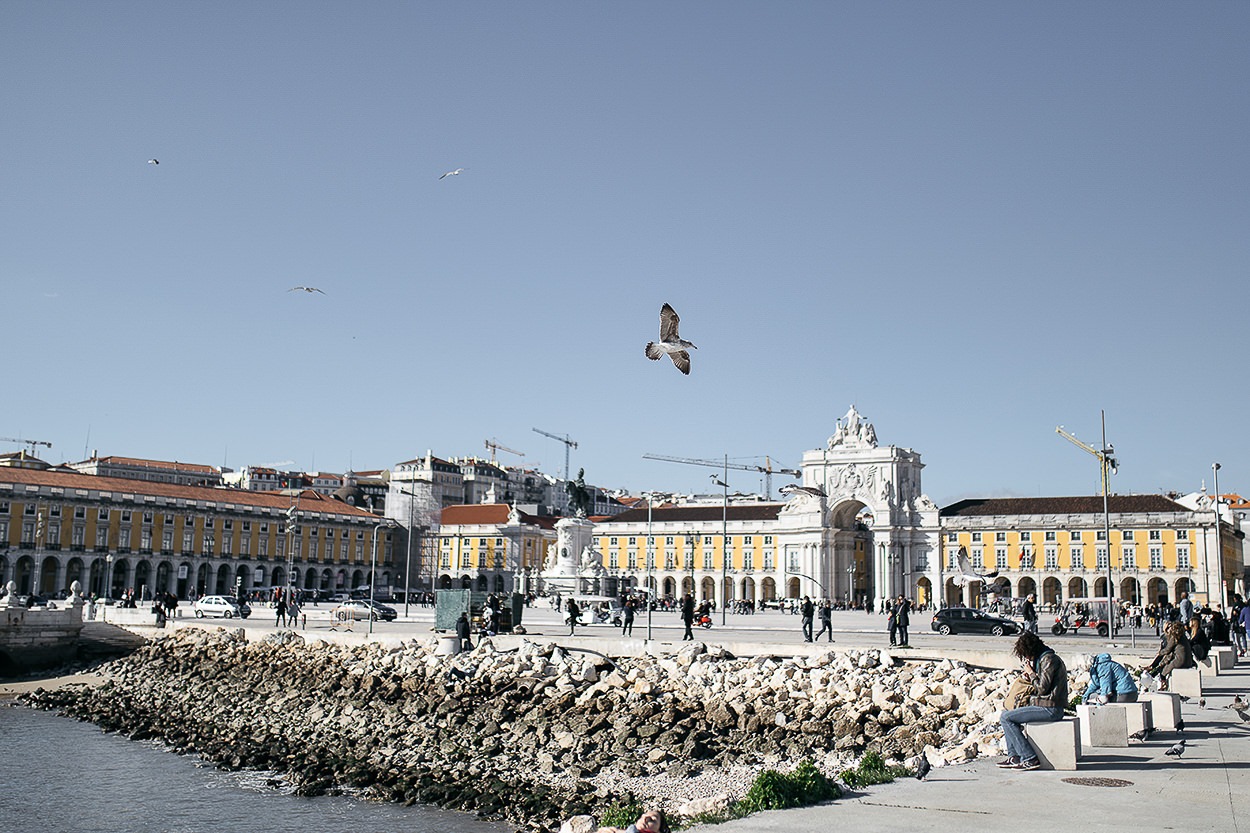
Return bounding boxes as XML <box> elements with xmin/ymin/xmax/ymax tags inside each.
<box><xmin>764</xmin><ymin>550</ymin><xmax>774</xmax><ymax>570</ymax></box>
<box><xmin>627</xmin><ymin>552</ymin><xmax>637</xmax><ymax>570</ymax></box>
<box><xmin>665</xmin><ymin>536</ymin><xmax>673</xmax><ymax>545</ymax></box>
<box><xmin>121</xmin><ymin>511</ymin><xmax>131</xmax><ymax>523</ymax></box>
<box><xmin>1045</xmin><ymin>531</ymin><xmax>1056</xmax><ymax>542</ymax></box>
<box><xmin>1149</xmin><ymin>529</ymin><xmax>1161</xmax><ymax>541</ymax></box>
<box><xmin>24</xmin><ymin>504</ymin><xmax>36</xmax><ymax>516</ymax></box>
<box><xmin>98</xmin><ymin>528</ymin><xmax>109</xmax><ymax>548</ymax></box>
<box><xmin>441</xmin><ymin>552</ymin><xmax>451</xmax><ymax>568</ymax></box>
<box><xmin>628</xmin><ymin>537</ymin><xmax>636</xmax><ymax>546</ymax></box>
<box><xmin>222</xmin><ymin>537</ymin><xmax>232</xmax><ymax>556</ymax></box>
<box><xmin>1096</xmin><ymin>530</ymin><xmax>1107</xmax><ymax>541</ymax></box>
<box><xmin>243</xmin><ymin>521</ymin><xmax>251</xmax><ymax>532</ymax></box>
<box><xmin>704</xmin><ymin>536</ymin><xmax>713</xmax><ymax>545</ymax></box>
<box><xmin>971</xmin><ymin>532</ymin><xmax>982</xmax><ymax>542</ymax></box>
<box><xmin>1096</xmin><ymin>547</ymin><xmax>1108</xmax><ymax>569</ymax></box>
<box><xmin>72</xmin><ymin>526</ymin><xmax>85</xmax><ymax>547</ymax></box>
<box><xmin>119</xmin><ymin>529</ymin><xmax>130</xmax><ymax>549</ymax></box>
<box><xmin>996</xmin><ymin>548</ymin><xmax>1008</xmax><ymax>569</ymax></box>
<box><xmin>99</xmin><ymin>508</ymin><xmax>110</xmax><ymax>521</ymax></box>
<box><xmin>609</xmin><ymin>553</ymin><xmax>619</xmax><ymax>569</ymax></box>
<box><xmin>995</xmin><ymin>532</ymin><xmax>1006</xmax><ymax>543</ymax></box>
<box><xmin>1120</xmin><ymin>546</ymin><xmax>1134</xmax><ymax>568</ymax></box>
<box><xmin>947</xmin><ymin>532</ymin><xmax>957</xmax><ymax>542</ymax></box>
<box><xmin>704</xmin><ymin>552</ymin><xmax>714</xmax><ymax>569</ymax></box>
<box><xmin>1045</xmin><ymin>547</ymin><xmax>1058</xmax><ymax>570</ymax></box>
<box><xmin>744</xmin><ymin>551</ymin><xmax>754</xmax><ymax>570</ymax></box>
<box><xmin>1149</xmin><ymin>547</ymin><xmax>1163</xmax><ymax>570</ymax></box>
<box><xmin>1177</xmin><ymin>530</ymin><xmax>1189</xmax><ymax>541</ymax></box>
<box><xmin>1177</xmin><ymin>547</ymin><xmax>1191</xmax><ymax>569</ymax></box>
<box><xmin>141</xmin><ymin>530</ymin><xmax>152</xmax><ymax>550</ymax></box>
<box><xmin>356</xmin><ymin>543</ymin><xmax>364</xmax><ymax>561</ymax></box>
<box><xmin>665</xmin><ymin>554</ymin><xmax>674</xmax><ymax>569</ymax></box>
<box><xmin>1122</xmin><ymin>529</ymin><xmax>1134</xmax><ymax>541</ymax></box>
<box><xmin>162</xmin><ymin>531</ymin><xmax>172</xmax><ymax>551</ymax></box>
<box><xmin>72</xmin><ymin>506</ymin><xmax>83</xmax><ymax>520</ymax></box>
<box><xmin>972</xmin><ymin>548</ymin><xmax>983</xmax><ymax>568</ymax></box>
<box><xmin>610</xmin><ymin>537</ymin><xmax>618</xmax><ymax>546</ymax></box>
<box><xmin>183</xmin><ymin>532</ymin><xmax>193</xmax><ymax>551</ymax></box>
<box><xmin>47</xmin><ymin>523</ymin><xmax>59</xmax><ymax>545</ymax></box>
<box><xmin>224</xmin><ymin>519</ymin><xmax>233</xmax><ymax>530</ymax></box>
<box><xmin>142</xmin><ymin>511</ymin><xmax>153</xmax><ymax>524</ymax></box>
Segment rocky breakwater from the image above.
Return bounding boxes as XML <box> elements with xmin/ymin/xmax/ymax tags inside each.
<box><xmin>25</xmin><ymin>628</ymin><xmax>1024</xmax><ymax>828</ymax></box>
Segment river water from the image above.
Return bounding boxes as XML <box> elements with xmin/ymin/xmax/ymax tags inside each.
<box><xmin>0</xmin><ymin>705</ymin><xmax>508</xmax><ymax>833</ymax></box>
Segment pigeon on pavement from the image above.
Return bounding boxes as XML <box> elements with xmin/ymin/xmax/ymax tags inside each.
<box><xmin>915</xmin><ymin>756</ymin><xmax>931</xmax><ymax>781</ymax></box>
<box><xmin>1164</xmin><ymin>739</ymin><xmax>1186</xmax><ymax>758</ymax></box>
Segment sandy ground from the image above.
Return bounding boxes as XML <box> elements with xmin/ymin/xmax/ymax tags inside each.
<box><xmin>0</xmin><ymin>670</ymin><xmax>107</xmax><ymax>699</ymax></box>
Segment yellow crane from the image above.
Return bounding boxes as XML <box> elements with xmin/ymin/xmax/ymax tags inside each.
<box><xmin>0</xmin><ymin>436</ymin><xmax>52</xmax><ymax>457</ymax></box>
<box><xmin>641</xmin><ymin>453</ymin><xmax>800</xmax><ymax>499</ymax></box>
<box><xmin>1054</xmin><ymin>425</ymin><xmax>1118</xmax><ymax>493</ymax></box>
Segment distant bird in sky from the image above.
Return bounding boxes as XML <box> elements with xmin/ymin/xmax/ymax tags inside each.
<box><xmin>439</xmin><ymin>168</ymin><xmax>466</xmax><ymax>180</ymax></box>
<box><xmin>1164</xmin><ymin>739</ymin><xmax>1186</xmax><ymax>758</ymax></box>
<box><xmin>288</xmin><ymin>286</ymin><xmax>325</xmax><ymax>294</ymax></box>
<box><xmin>645</xmin><ymin>302</ymin><xmax>697</xmax><ymax>375</ymax></box>
<box><xmin>915</xmin><ymin>756</ymin><xmax>931</xmax><ymax>781</ymax></box>
<box><xmin>953</xmin><ymin>546</ymin><xmax>1000</xmax><ymax>586</ymax></box>
<box><xmin>148</xmin><ymin>159</ymin><xmax>159</xmax><ymax>165</ymax></box>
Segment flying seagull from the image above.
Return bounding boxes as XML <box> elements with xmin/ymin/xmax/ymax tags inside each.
<box><xmin>148</xmin><ymin>159</ymin><xmax>159</xmax><ymax>165</ymax></box>
<box><xmin>439</xmin><ymin>168</ymin><xmax>466</xmax><ymax>180</ymax></box>
<box><xmin>953</xmin><ymin>545</ymin><xmax>1000</xmax><ymax>586</ymax></box>
<box><xmin>288</xmin><ymin>286</ymin><xmax>326</xmax><ymax>294</ymax></box>
<box><xmin>780</xmin><ymin>484</ymin><xmax>827</xmax><ymax>499</ymax></box>
<box><xmin>1164</xmin><ymin>739</ymin><xmax>1186</xmax><ymax>758</ymax></box>
<box><xmin>644</xmin><ymin>302</ymin><xmax>697</xmax><ymax>375</ymax></box>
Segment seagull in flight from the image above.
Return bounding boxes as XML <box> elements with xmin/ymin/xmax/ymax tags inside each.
<box><xmin>288</xmin><ymin>286</ymin><xmax>326</xmax><ymax>294</ymax></box>
<box><xmin>439</xmin><ymin>168</ymin><xmax>466</xmax><ymax>180</ymax></box>
<box><xmin>148</xmin><ymin>159</ymin><xmax>159</xmax><ymax>165</ymax></box>
<box><xmin>644</xmin><ymin>303</ymin><xmax>697</xmax><ymax>375</ymax></box>
<box><xmin>953</xmin><ymin>546</ymin><xmax>1000</xmax><ymax>586</ymax></box>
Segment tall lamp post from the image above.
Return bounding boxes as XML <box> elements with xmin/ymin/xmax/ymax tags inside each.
<box><xmin>711</xmin><ymin>468</ymin><xmax>729</xmax><ymax>626</ymax></box>
<box><xmin>1056</xmin><ymin>414</ymin><xmax>1118</xmax><ymax>638</ymax></box>
<box><xmin>1210</xmin><ymin>462</ymin><xmax>1222</xmax><ymax>602</ymax></box>
<box><xmin>846</xmin><ymin>563</ymin><xmax>855</xmax><ymax>605</ymax></box>
<box><xmin>369</xmin><ymin>520</ymin><xmax>398</xmax><ymax>635</ymax></box>
<box><xmin>396</xmin><ymin>481</ymin><xmax>433</xmax><ymax>618</ymax></box>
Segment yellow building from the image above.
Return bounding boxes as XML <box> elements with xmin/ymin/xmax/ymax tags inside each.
<box><xmin>939</xmin><ymin>495</ymin><xmax>1244</xmax><ymax>608</ymax></box>
<box><xmin>0</xmin><ymin>467</ymin><xmax>391</xmax><ymax>600</ymax></box>
<box><xmin>436</xmin><ymin>503</ymin><xmax>556</xmax><ymax>595</ymax></box>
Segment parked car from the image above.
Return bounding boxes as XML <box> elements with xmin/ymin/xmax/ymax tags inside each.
<box><xmin>931</xmin><ymin>607</ymin><xmax>1020</xmax><ymax>636</ymax></box>
<box><xmin>332</xmin><ymin>599</ymin><xmax>397</xmax><ymax>622</ymax></box>
<box><xmin>192</xmin><ymin>595</ymin><xmax>250</xmax><ymax>619</ymax></box>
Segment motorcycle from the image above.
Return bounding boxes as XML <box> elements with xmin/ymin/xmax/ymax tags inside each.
<box><xmin>697</xmin><ymin>613</ymin><xmax>713</xmax><ymax>629</ymax></box>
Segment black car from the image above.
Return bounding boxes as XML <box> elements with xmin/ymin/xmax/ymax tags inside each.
<box><xmin>931</xmin><ymin>607</ymin><xmax>1020</xmax><ymax>636</ymax></box>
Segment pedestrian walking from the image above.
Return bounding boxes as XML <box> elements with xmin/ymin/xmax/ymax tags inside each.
<box><xmin>887</xmin><ymin>598</ymin><xmax>898</xmax><ymax>646</ymax></box>
<box><xmin>566</xmin><ymin>597</ymin><xmax>580</xmax><ymax>636</ymax></box>
<box><xmin>680</xmin><ymin>593</ymin><xmax>695</xmax><ymax>641</ymax></box>
<box><xmin>894</xmin><ymin>595</ymin><xmax>911</xmax><ymax>646</ymax></box>
<box><xmin>622</xmin><ymin>598</ymin><xmax>635</xmax><ymax>637</ymax></box>
<box><xmin>800</xmin><ymin>596</ymin><xmax>815</xmax><ymax>642</ymax></box>
<box><xmin>1022</xmin><ymin>593</ymin><xmax>1038</xmax><ymax>634</ymax></box>
<box><xmin>813</xmin><ymin>600</ymin><xmax>834</xmax><ymax>642</ymax></box>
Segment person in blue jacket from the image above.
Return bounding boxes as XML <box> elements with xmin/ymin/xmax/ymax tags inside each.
<box><xmin>1083</xmin><ymin>652</ymin><xmax>1139</xmax><ymax>703</ymax></box>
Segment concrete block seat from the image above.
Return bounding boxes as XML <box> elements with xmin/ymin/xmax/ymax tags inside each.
<box><xmin>1075</xmin><ymin>703</ymin><xmax>1154</xmax><ymax>748</ymax></box>
<box><xmin>1140</xmin><ymin>692</ymin><xmax>1182</xmax><ymax>731</ymax></box>
<box><xmin>1169</xmin><ymin>667</ymin><xmax>1203</xmax><ymax>698</ymax></box>
<box><xmin>1212</xmin><ymin>647</ymin><xmax>1236</xmax><ymax>671</ymax></box>
<box><xmin>1023</xmin><ymin>717</ymin><xmax>1080</xmax><ymax>770</ymax></box>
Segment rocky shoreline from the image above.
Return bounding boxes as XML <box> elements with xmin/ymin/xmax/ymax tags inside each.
<box><xmin>23</xmin><ymin>628</ymin><xmax>1024</xmax><ymax>829</ymax></box>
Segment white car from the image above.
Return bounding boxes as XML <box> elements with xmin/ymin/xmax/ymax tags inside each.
<box><xmin>192</xmin><ymin>595</ymin><xmax>249</xmax><ymax>619</ymax></box>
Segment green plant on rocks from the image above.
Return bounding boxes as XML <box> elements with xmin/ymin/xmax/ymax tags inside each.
<box><xmin>734</xmin><ymin>759</ymin><xmax>842</xmax><ymax>814</ymax></box>
<box><xmin>839</xmin><ymin>751</ymin><xmax>910</xmax><ymax>789</ymax></box>
<box><xmin>600</xmin><ymin>800</ymin><xmax>647</xmax><ymax>829</ymax></box>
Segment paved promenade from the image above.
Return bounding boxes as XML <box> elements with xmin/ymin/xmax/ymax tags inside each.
<box><xmin>73</xmin><ymin>604</ymin><xmax>1250</xmax><ymax>831</ymax></box>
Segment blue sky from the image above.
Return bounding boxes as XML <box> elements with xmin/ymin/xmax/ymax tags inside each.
<box><xmin>3</xmin><ymin>2</ymin><xmax>1247</xmax><ymax>504</ymax></box>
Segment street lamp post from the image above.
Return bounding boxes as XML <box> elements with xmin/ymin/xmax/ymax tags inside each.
<box><xmin>1210</xmin><ymin>463</ymin><xmax>1222</xmax><ymax>602</ymax></box>
<box><xmin>846</xmin><ymin>563</ymin><xmax>855</xmax><ymax>605</ymax></box>
<box><xmin>711</xmin><ymin>464</ymin><xmax>729</xmax><ymax>626</ymax></box>
<box><xmin>104</xmin><ymin>553</ymin><xmax>114</xmax><ymax>606</ymax></box>
<box><xmin>396</xmin><ymin>482</ymin><xmax>433</xmax><ymax>618</ymax></box>
<box><xmin>369</xmin><ymin>520</ymin><xmax>397</xmax><ymax>635</ymax></box>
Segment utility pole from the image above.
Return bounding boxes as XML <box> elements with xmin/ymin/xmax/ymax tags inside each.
<box><xmin>1056</xmin><ymin>413</ymin><xmax>1118</xmax><ymax>640</ymax></box>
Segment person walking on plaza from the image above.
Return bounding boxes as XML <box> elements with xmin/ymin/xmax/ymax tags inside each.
<box><xmin>800</xmin><ymin>596</ymin><xmax>815</xmax><ymax>642</ymax></box>
<box><xmin>455</xmin><ymin>611</ymin><xmax>473</xmax><ymax>651</ymax></box>
<box><xmin>565</xmin><ymin>597</ymin><xmax>580</xmax><ymax>635</ymax></box>
<box><xmin>680</xmin><ymin>593</ymin><xmax>695</xmax><ymax>641</ymax></box>
<box><xmin>275</xmin><ymin>592</ymin><xmax>287</xmax><ymax>628</ymax></box>
<box><xmin>887</xmin><ymin>599</ymin><xmax>899</xmax><ymax>646</ymax></box>
<box><xmin>813</xmin><ymin>599</ymin><xmax>834</xmax><ymax>642</ymax></box>
<box><xmin>998</xmin><ymin>631</ymin><xmax>1068</xmax><ymax>771</ymax></box>
<box><xmin>622</xmin><ymin>598</ymin><xmax>636</xmax><ymax>637</ymax></box>
<box><xmin>1237</xmin><ymin>597</ymin><xmax>1250</xmax><ymax>658</ymax></box>
<box><xmin>894</xmin><ymin>595</ymin><xmax>911</xmax><ymax>647</ymax></box>
<box><xmin>1022</xmin><ymin>593</ymin><xmax>1038</xmax><ymax>634</ymax></box>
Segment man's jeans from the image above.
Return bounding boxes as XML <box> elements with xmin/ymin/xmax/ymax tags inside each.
<box><xmin>999</xmin><ymin>705</ymin><xmax>1063</xmax><ymax>760</ymax></box>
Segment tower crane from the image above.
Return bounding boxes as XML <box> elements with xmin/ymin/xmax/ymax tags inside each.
<box><xmin>0</xmin><ymin>436</ymin><xmax>52</xmax><ymax>457</ymax></box>
<box><xmin>1056</xmin><ymin>413</ymin><xmax>1119</xmax><ymax>638</ymax></box>
<box><xmin>532</xmin><ymin>427</ymin><xmax>578</xmax><ymax>484</ymax></box>
<box><xmin>642</xmin><ymin>453</ymin><xmax>800</xmax><ymax>499</ymax></box>
<box><xmin>484</xmin><ymin>439</ymin><xmax>525</xmax><ymax>465</ymax></box>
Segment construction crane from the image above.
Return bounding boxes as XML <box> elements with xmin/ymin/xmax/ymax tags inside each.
<box><xmin>642</xmin><ymin>453</ymin><xmax>800</xmax><ymax>498</ymax></box>
<box><xmin>1056</xmin><ymin>413</ymin><xmax>1119</xmax><ymax>638</ymax></box>
<box><xmin>532</xmin><ymin>427</ymin><xmax>578</xmax><ymax>484</ymax></box>
<box><xmin>484</xmin><ymin>439</ymin><xmax>525</xmax><ymax>465</ymax></box>
<box><xmin>0</xmin><ymin>436</ymin><xmax>52</xmax><ymax>457</ymax></box>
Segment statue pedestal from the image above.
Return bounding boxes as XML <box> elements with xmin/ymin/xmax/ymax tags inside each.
<box><xmin>540</xmin><ymin>516</ymin><xmax>604</xmax><ymax>595</ymax></box>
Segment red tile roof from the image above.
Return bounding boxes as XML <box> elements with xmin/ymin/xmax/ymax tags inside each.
<box><xmin>440</xmin><ymin>504</ymin><xmax>557</xmax><ymax>529</ymax></box>
<box><xmin>82</xmin><ymin>455</ymin><xmax>219</xmax><ymax>474</ymax></box>
<box><xmin>0</xmin><ymin>468</ymin><xmax>379</xmax><ymax>519</ymax></box>
<box><xmin>941</xmin><ymin>495</ymin><xmax>1189</xmax><ymax>517</ymax></box>
<box><xmin>601</xmin><ymin>504</ymin><xmax>784</xmax><ymax>523</ymax></box>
